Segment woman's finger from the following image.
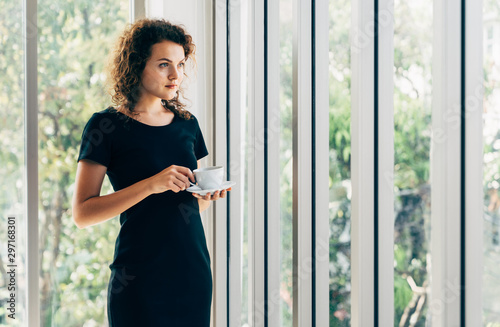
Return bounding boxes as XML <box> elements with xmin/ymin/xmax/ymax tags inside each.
<box><xmin>176</xmin><ymin>166</ymin><xmax>196</xmax><ymax>184</ymax></box>
<box><xmin>173</xmin><ymin>171</ymin><xmax>192</xmax><ymax>189</ymax></box>
<box><xmin>171</xmin><ymin>178</ymin><xmax>186</xmax><ymax>192</ymax></box>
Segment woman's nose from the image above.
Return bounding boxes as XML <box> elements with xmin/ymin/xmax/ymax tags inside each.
<box><xmin>169</xmin><ymin>67</ymin><xmax>180</xmax><ymax>80</ymax></box>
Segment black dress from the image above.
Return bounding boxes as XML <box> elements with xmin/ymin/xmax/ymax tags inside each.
<box><xmin>77</xmin><ymin>107</ymin><xmax>212</xmax><ymax>327</ymax></box>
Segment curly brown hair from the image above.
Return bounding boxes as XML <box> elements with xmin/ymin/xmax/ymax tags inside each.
<box><xmin>107</xmin><ymin>18</ymin><xmax>196</xmax><ymax>120</ymax></box>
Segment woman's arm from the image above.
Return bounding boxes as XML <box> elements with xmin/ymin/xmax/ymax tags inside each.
<box><xmin>72</xmin><ymin>159</ymin><xmax>195</xmax><ymax>229</ymax></box>
<box><xmin>198</xmin><ymin>198</ymin><xmax>211</xmax><ymax>212</ymax></box>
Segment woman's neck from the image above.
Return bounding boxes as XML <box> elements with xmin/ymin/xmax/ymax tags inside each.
<box><xmin>133</xmin><ymin>96</ymin><xmax>166</xmax><ymax>115</ymax></box>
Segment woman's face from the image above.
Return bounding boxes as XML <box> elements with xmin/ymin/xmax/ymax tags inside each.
<box><xmin>139</xmin><ymin>40</ymin><xmax>186</xmax><ymax>102</ymax></box>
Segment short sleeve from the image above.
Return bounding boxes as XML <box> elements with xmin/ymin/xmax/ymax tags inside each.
<box><xmin>194</xmin><ymin>117</ymin><xmax>209</xmax><ymax>160</ymax></box>
<box><xmin>77</xmin><ymin>113</ymin><xmax>115</xmax><ymax>167</ymax></box>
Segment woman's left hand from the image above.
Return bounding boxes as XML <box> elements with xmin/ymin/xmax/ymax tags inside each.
<box><xmin>192</xmin><ymin>187</ymin><xmax>232</xmax><ymax>201</ymax></box>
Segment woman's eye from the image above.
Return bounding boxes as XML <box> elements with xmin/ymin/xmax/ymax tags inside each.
<box><xmin>159</xmin><ymin>63</ymin><xmax>168</xmax><ymax>68</ymax></box>
<box><xmin>178</xmin><ymin>62</ymin><xmax>185</xmax><ymax>68</ymax></box>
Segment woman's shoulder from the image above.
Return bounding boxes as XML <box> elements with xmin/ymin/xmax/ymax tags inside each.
<box><xmin>95</xmin><ymin>106</ymin><xmax>121</xmax><ymax>118</ymax></box>
<box><xmin>185</xmin><ymin>112</ymin><xmax>204</xmax><ymax>133</ymax></box>
<box><xmin>181</xmin><ymin>110</ymin><xmax>200</xmax><ymax>124</ymax></box>
<box><xmin>82</xmin><ymin>107</ymin><xmax>126</xmax><ymax>135</ymax></box>
<box><xmin>87</xmin><ymin>107</ymin><xmax>127</xmax><ymax>124</ymax></box>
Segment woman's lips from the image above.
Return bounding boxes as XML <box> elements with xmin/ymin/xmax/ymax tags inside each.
<box><xmin>166</xmin><ymin>85</ymin><xmax>177</xmax><ymax>89</ymax></box>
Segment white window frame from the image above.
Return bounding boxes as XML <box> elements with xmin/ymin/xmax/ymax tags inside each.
<box><xmin>431</xmin><ymin>1</ymin><xmax>463</xmax><ymax>324</ymax></box>
<box><xmin>246</xmin><ymin>0</ymin><xmax>267</xmax><ymax>325</ymax></box>
<box><xmin>350</xmin><ymin>0</ymin><xmax>374</xmax><ymax>324</ymax></box>
<box><xmin>464</xmin><ymin>0</ymin><xmax>484</xmax><ymax>324</ymax></box>
<box><xmin>377</xmin><ymin>0</ymin><xmax>395</xmax><ymax>325</ymax></box>
<box><xmin>350</xmin><ymin>0</ymin><xmax>395</xmax><ymax>326</ymax></box>
<box><xmin>213</xmin><ymin>0</ymin><xmax>229</xmax><ymax>326</ymax></box>
<box><xmin>227</xmin><ymin>1</ymin><xmax>245</xmax><ymax>325</ymax></box>
<box><xmin>431</xmin><ymin>0</ymin><xmax>483</xmax><ymax>325</ymax></box>
<box><xmin>292</xmin><ymin>0</ymin><xmax>314</xmax><ymax>325</ymax></box>
<box><xmin>232</xmin><ymin>0</ymin><xmax>282</xmax><ymax>326</ymax></box>
<box><xmin>314</xmin><ymin>0</ymin><xmax>330</xmax><ymax>325</ymax></box>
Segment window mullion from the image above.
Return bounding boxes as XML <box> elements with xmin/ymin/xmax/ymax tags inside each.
<box><xmin>267</xmin><ymin>0</ymin><xmax>281</xmax><ymax>325</ymax></box>
<box><xmin>464</xmin><ymin>0</ymin><xmax>484</xmax><ymax>323</ymax></box>
<box><xmin>213</xmin><ymin>0</ymin><xmax>229</xmax><ymax>325</ymax></box>
<box><xmin>431</xmin><ymin>0</ymin><xmax>462</xmax><ymax>325</ymax></box>
<box><xmin>130</xmin><ymin>0</ymin><xmax>145</xmax><ymax>22</ymax></box>
<box><xmin>350</xmin><ymin>0</ymin><xmax>376</xmax><ymax>325</ymax></box>
<box><xmin>249</xmin><ymin>0</ymin><xmax>266</xmax><ymax>326</ymax></box>
<box><xmin>313</xmin><ymin>0</ymin><xmax>330</xmax><ymax>325</ymax></box>
<box><xmin>292</xmin><ymin>0</ymin><xmax>313</xmax><ymax>325</ymax></box>
<box><xmin>228</xmin><ymin>0</ymin><xmax>244</xmax><ymax>325</ymax></box>
<box><xmin>377</xmin><ymin>0</ymin><xmax>395</xmax><ymax>325</ymax></box>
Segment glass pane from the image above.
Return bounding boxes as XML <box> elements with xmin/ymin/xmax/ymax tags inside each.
<box><xmin>280</xmin><ymin>0</ymin><xmax>294</xmax><ymax>325</ymax></box>
<box><xmin>393</xmin><ymin>1</ymin><xmax>433</xmax><ymax>325</ymax></box>
<box><xmin>0</xmin><ymin>0</ymin><xmax>26</xmax><ymax>325</ymax></box>
<box><xmin>37</xmin><ymin>1</ymin><xmax>128</xmax><ymax>325</ymax></box>
<box><xmin>483</xmin><ymin>0</ymin><xmax>500</xmax><ymax>323</ymax></box>
<box><xmin>328</xmin><ymin>0</ymin><xmax>352</xmax><ymax>325</ymax></box>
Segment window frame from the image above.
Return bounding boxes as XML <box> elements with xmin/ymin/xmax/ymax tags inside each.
<box><xmin>464</xmin><ymin>0</ymin><xmax>483</xmax><ymax>324</ymax></box>
<box><xmin>198</xmin><ymin>0</ymin><xmax>485</xmax><ymax>325</ymax></box>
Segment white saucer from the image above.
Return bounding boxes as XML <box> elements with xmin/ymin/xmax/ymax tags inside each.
<box><xmin>186</xmin><ymin>181</ymin><xmax>236</xmax><ymax>196</ymax></box>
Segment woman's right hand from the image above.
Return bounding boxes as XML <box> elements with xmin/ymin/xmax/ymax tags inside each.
<box><xmin>148</xmin><ymin>165</ymin><xmax>195</xmax><ymax>194</ymax></box>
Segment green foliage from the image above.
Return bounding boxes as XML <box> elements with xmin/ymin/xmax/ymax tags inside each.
<box><xmin>37</xmin><ymin>1</ymin><xmax>128</xmax><ymax>325</ymax></box>
<box><xmin>0</xmin><ymin>1</ymin><xmax>128</xmax><ymax>326</ymax></box>
<box><xmin>394</xmin><ymin>275</ymin><xmax>413</xmax><ymax>320</ymax></box>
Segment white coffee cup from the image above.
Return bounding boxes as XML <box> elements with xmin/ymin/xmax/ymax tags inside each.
<box><xmin>193</xmin><ymin>166</ymin><xmax>224</xmax><ymax>190</ymax></box>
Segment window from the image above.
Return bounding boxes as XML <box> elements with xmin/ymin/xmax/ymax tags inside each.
<box><xmin>0</xmin><ymin>0</ymin><xmax>27</xmax><ymax>325</ymax></box>
<box><xmin>328</xmin><ymin>0</ymin><xmax>352</xmax><ymax>324</ymax></box>
<box><xmin>393</xmin><ymin>0</ymin><xmax>433</xmax><ymax>325</ymax></box>
<box><xmin>38</xmin><ymin>1</ymin><xmax>128</xmax><ymax>325</ymax></box>
<box><xmin>483</xmin><ymin>0</ymin><xmax>500</xmax><ymax>323</ymax></box>
<box><xmin>38</xmin><ymin>1</ymin><xmax>129</xmax><ymax>325</ymax></box>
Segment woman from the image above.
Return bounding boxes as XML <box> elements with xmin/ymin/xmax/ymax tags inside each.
<box><xmin>71</xmin><ymin>18</ymin><xmax>229</xmax><ymax>326</ymax></box>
